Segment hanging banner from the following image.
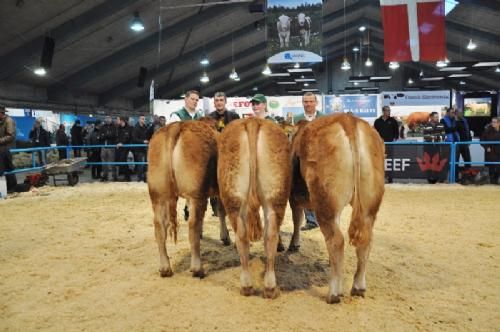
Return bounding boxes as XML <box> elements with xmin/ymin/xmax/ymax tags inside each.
<box><xmin>267</xmin><ymin>0</ymin><xmax>323</xmax><ymax>64</ymax></box>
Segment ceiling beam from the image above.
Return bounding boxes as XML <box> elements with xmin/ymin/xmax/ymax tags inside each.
<box><xmin>48</xmin><ymin>3</ymin><xmax>247</xmax><ymax>93</ymax></box>
<box><xmin>102</xmin><ymin>19</ymin><xmax>265</xmax><ymax>105</ymax></box>
<box><xmin>0</xmin><ymin>0</ymin><xmax>140</xmax><ymax>81</ymax></box>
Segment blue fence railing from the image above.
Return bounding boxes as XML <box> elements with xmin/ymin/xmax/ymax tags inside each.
<box><xmin>5</xmin><ymin>142</ymin><xmax>500</xmax><ymax>183</ymax></box>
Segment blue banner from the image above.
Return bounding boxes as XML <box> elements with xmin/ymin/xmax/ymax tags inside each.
<box><xmin>12</xmin><ymin>116</ymin><xmax>36</xmax><ymax>142</ymax></box>
<box><xmin>324</xmin><ymin>95</ymin><xmax>378</xmax><ymax>117</ymax></box>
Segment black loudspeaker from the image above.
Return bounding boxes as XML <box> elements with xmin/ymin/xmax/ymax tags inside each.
<box><xmin>137</xmin><ymin>67</ymin><xmax>147</xmax><ymax>87</ymax></box>
<box><xmin>40</xmin><ymin>36</ymin><xmax>55</xmax><ymax>68</ymax></box>
<box><xmin>249</xmin><ymin>4</ymin><xmax>264</xmax><ymax>13</ymax></box>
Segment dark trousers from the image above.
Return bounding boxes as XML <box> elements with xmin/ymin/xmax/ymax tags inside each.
<box><xmin>89</xmin><ymin>148</ymin><xmax>102</xmax><ymax>179</ymax></box>
<box><xmin>488</xmin><ymin>165</ymin><xmax>499</xmax><ymax>184</ymax></box>
<box><xmin>116</xmin><ymin>148</ymin><xmax>130</xmax><ymax>180</ymax></box>
<box><xmin>58</xmin><ymin>149</ymin><xmax>67</xmax><ymax>160</ymax></box>
<box><xmin>457</xmin><ymin>144</ymin><xmax>471</xmax><ymax>169</ymax></box>
<box><xmin>134</xmin><ymin>150</ymin><xmax>146</xmax><ymax>181</ymax></box>
<box><xmin>73</xmin><ymin>148</ymin><xmax>81</xmax><ymax>158</ymax></box>
<box><xmin>101</xmin><ymin>148</ymin><xmax>116</xmax><ymax>180</ymax></box>
<box><xmin>0</xmin><ymin>150</ymin><xmax>18</xmax><ymax>192</ymax></box>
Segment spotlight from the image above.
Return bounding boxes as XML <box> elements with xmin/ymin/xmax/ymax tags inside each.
<box><xmin>352</xmin><ymin>46</ymin><xmax>360</xmax><ymax>52</ymax></box>
<box><xmin>358</xmin><ymin>26</ymin><xmax>366</xmax><ymax>32</ymax></box>
<box><xmin>365</xmin><ymin>57</ymin><xmax>373</xmax><ymax>67</ymax></box>
<box><xmin>408</xmin><ymin>78</ymin><xmax>414</xmax><ymax>84</ymax></box>
<box><xmin>294</xmin><ymin>62</ymin><xmax>300</xmax><ymax>69</ymax></box>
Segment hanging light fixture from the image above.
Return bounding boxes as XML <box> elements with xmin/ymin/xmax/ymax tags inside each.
<box><xmin>229</xmin><ymin>33</ymin><xmax>239</xmax><ymax>81</ymax></box>
<box><xmin>419</xmin><ymin>70</ymin><xmax>424</xmax><ymax>77</ymax></box>
<box><xmin>341</xmin><ymin>57</ymin><xmax>351</xmax><ymax>71</ymax></box>
<box><xmin>294</xmin><ymin>62</ymin><xmax>300</xmax><ymax>69</ymax></box>
<box><xmin>200</xmin><ymin>54</ymin><xmax>209</xmax><ymax>66</ymax></box>
<box><xmin>130</xmin><ymin>11</ymin><xmax>145</xmax><ymax>32</ymax></box>
<box><xmin>459</xmin><ymin>80</ymin><xmax>466</xmax><ymax>85</ymax></box>
<box><xmin>200</xmin><ymin>71</ymin><xmax>209</xmax><ymax>83</ymax></box>
<box><xmin>495</xmin><ymin>66</ymin><xmax>500</xmax><ymax>73</ymax></box>
<box><xmin>408</xmin><ymin>78</ymin><xmax>414</xmax><ymax>84</ymax></box>
<box><xmin>365</xmin><ymin>58</ymin><xmax>373</xmax><ymax>67</ymax></box>
<box><xmin>262</xmin><ymin>64</ymin><xmax>272</xmax><ymax>75</ymax></box>
<box><xmin>436</xmin><ymin>60</ymin><xmax>448</xmax><ymax>68</ymax></box>
<box><xmin>389</xmin><ymin>61</ymin><xmax>399</xmax><ymax>70</ymax></box>
<box><xmin>466</xmin><ymin>39</ymin><xmax>477</xmax><ymax>50</ymax></box>
<box><xmin>341</xmin><ymin>0</ymin><xmax>350</xmax><ymax>71</ymax></box>
<box><xmin>33</xmin><ymin>67</ymin><xmax>47</xmax><ymax>76</ymax></box>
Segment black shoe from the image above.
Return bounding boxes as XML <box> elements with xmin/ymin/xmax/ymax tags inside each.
<box><xmin>100</xmin><ymin>177</ymin><xmax>108</xmax><ymax>182</ymax></box>
<box><xmin>301</xmin><ymin>222</ymin><xmax>319</xmax><ymax>231</ymax></box>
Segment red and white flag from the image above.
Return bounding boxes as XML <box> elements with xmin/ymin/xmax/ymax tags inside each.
<box><xmin>380</xmin><ymin>0</ymin><xmax>447</xmax><ymax>62</ymax></box>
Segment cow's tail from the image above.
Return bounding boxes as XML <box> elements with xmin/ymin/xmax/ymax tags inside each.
<box><xmin>165</xmin><ymin>123</ymin><xmax>182</xmax><ymax>243</ymax></box>
<box><xmin>348</xmin><ymin>118</ymin><xmax>365</xmax><ymax>247</ymax></box>
<box><xmin>246</xmin><ymin>119</ymin><xmax>263</xmax><ymax>242</ymax></box>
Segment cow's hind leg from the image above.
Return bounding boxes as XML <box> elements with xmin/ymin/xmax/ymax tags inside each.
<box><xmin>232</xmin><ymin>212</ymin><xmax>253</xmax><ymax>296</ymax></box>
<box><xmin>188</xmin><ymin>198</ymin><xmax>207</xmax><ymax>278</ymax></box>
<box><xmin>153</xmin><ymin>197</ymin><xmax>175</xmax><ymax>277</ymax></box>
<box><xmin>217</xmin><ymin>200</ymin><xmax>231</xmax><ymax>246</ymax></box>
<box><xmin>318</xmin><ymin>210</ymin><xmax>345</xmax><ymax>304</ymax></box>
<box><xmin>350</xmin><ymin>213</ymin><xmax>375</xmax><ymax>297</ymax></box>
<box><xmin>262</xmin><ymin>206</ymin><xmax>282</xmax><ymax>299</ymax></box>
<box><xmin>288</xmin><ymin>197</ymin><xmax>303</xmax><ymax>252</ymax></box>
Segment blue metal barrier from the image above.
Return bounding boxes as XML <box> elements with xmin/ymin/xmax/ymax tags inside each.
<box><xmin>6</xmin><ymin>142</ymin><xmax>500</xmax><ymax>183</ymax></box>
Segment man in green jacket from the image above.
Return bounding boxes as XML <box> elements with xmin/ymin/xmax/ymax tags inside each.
<box><xmin>168</xmin><ymin>90</ymin><xmax>204</xmax><ymax>123</ymax></box>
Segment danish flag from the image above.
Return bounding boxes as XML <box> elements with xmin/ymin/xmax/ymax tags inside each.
<box><xmin>380</xmin><ymin>0</ymin><xmax>447</xmax><ymax>62</ymax></box>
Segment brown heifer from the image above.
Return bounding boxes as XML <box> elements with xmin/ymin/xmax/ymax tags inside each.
<box><xmin>289</xmin><ymin>114</ymin><xmax>385</xmax><ymax>304</ymax></box>
<box><xmin>147</xmin><ymin>120</ymin><xmax>230</xmax><ymax>278</ymax></box>
<box><xmin>218</xmin><ymin>118</ymin><xmax>291</xmax><ymax>299</ymax></box>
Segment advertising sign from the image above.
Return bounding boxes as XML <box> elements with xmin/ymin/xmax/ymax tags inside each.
<box><xmin>386</xmin><ymin>144</ymin><xmax>450</xmax><ymax>181</ymax></box>
<box><xmin>382</xmin><ymin>90</ymin><xmax>450</xmax><ymax>107</ymax></box>
<box><xmin>324</xmin><ymin>95</ymin><xmax>378</xmax><ymax>118</ymax></box>
<box><xmin>267</xmin><ymin>0</ymin><xmax>323</xmax><ymax>64</ymax></box>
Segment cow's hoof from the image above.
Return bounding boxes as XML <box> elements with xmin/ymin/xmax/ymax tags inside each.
<box><xmin>192</xmin><ymin>270</ymin><xmax>205</xmax><ymax>279</ymax></box>
<box><xmin>287</xmin><ymin>244</ymin><xmax>300</xmax><ymax>253</ymax></box>
<box><xmin>351</xmin><ymin>288</ymin><xmax>365</xmax><ymax>297</ymax></box>
<box><xmin>263</xmin><ymin>287</ymin><xmax>280</xmax><ymax>299</ymax></box>
<box><xmin>240</xmin><ymin>287</ymin><xmax>254</xmax><ymax>297</ymax></box>
<box><xmin>277</xmin><ymin>242</ymin><xmax>285</xmax><ymax>252</ymax></box>
<box><xmin>326</xmin><ymin>294</ymin><xmax>341</xmax><ymax>304</ymax></box>
<box><xmin>159</xmin><ymin>268</ymin><xmax>173</xmax><ymax>278</ymax></box>
<box><xmin>221</xmin><ymin>238</ymin><xmax>231</xmax><ymax>246</ymax></box>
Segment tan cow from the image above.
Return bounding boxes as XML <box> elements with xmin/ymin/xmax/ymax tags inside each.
<box><xmin>217</xmin><ymin>118</ymin><xmax>291</xmax><ymax>299</ymax></box>
<box><xmin>147</xmin><ymin>120</ymin><xmax>230</xmax><ymax>279</ymax></box>
<box><xmin>288</xmin><ymin>114</ymin><xmax>385</xmax><ymax>304</ymax></box>
<box><xmin>406</xmin><ymin>111</ymin><xmax>430</xmax><ymax>131</ymax></box>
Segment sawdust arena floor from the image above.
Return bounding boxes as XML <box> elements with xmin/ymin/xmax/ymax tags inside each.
<box><xmin>0</xmin><ymin>183</ymin><xmax>499</xmax><ymax>331</ymax></box>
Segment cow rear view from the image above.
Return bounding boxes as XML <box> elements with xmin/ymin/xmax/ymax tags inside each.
<box><xmin>148</xmin><ymin>121</ymin><xmax>230</xmax><ymax>279</ymax></box>
<box><xmin>289</xmin><ymin>114</ymin><xmax>385</xmax><ymax>303</ymax></box>
<box><xmin>218</xmin><ymin>118</ymin><xmax>291</xmax><ymax>299</ymax></box>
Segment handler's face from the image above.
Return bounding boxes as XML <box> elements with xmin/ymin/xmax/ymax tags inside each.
<box><xmin>252</xmin><ymin>102</ymin><xmax>266</xmax><ymax>118</ymax></box>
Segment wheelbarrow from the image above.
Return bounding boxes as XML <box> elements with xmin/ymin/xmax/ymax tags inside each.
<box><xmin>43</xmin><ymin>157</ymin><xmax>87</xmax><ymax>186</ymax></box>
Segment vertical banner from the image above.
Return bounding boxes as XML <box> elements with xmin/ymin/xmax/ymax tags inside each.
<box><xmin>267</xmin><ymin>0</ymin><xmax>323</xmax><ymax>64</ymax></box>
